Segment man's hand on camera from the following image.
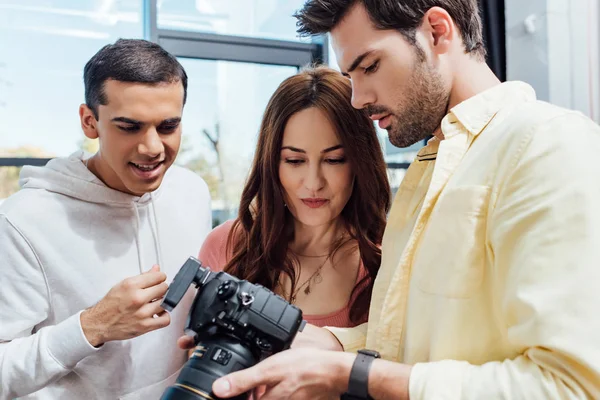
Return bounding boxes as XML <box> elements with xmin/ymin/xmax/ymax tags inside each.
<box><xmin>212</xmin><ymin>348</ymin><xmax>355</xmax><ymax>400</ymax></box>
<box><xmin>211</xmin><ymin>348</ymin><xmax>413</xmax><ymax>400</ymax></box>
<box><xmin>80</xmin><ymin>265</ymin><xmax>170</xmax><ymax>347</ymax></box>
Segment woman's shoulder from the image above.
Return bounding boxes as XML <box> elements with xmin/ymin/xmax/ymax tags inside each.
<box><xmin>199</xmin><ymin>219</ymin><xmax>237</xmax><ymax>271</ymax></box>
<box><xmin>204</xmin><ymin>219</ymin><xmax>237</xmax><ymax>249</ymax></box>
<box><xmin>213</xmin><ymin>219</ymin><xmax>237</xmax><ymax>236</ymax></box>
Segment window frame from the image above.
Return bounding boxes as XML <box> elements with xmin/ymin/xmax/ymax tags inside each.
<box><xmin>0</xmin><ymin>0</ymin><xmax>411</xmax><ymax>171</ymax></box>
<box><xmin>0</xmin><ymin>0</ymin><xmax>325</xmax><ymax>168</ymax></box>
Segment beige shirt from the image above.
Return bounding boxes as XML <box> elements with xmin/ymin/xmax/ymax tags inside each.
<box><xmin>328</xmin><ymin>82</ymin><xmax>600</xmax><ymax>399</ymax></box>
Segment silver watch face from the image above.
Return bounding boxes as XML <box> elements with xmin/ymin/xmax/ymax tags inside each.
<box><xmin>358</xmin><ymin>349</ymin><xmax>380</xmax><ymax>358</ymax></box>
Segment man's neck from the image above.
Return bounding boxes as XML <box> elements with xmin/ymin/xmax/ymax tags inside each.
<box><xmin>447</xmin><ymin>58</ymin><xmax>502</xmax><ymax>111</ymax></box>
<box><xmin>431</xmin><ymin>58</ymin><xmax>501</xmax><ymax>141</ymax></box>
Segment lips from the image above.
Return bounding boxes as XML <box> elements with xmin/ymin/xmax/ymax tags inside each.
<box><xmin>301</xmin><ymin>198</ymin><xmax>329</xmax><ymax>209</ymax></box>
<box><xmin>378</xmin><ymin>114</ymin><xmax>392</xmax><ymax>129</ymax></box>
<box><xmin>369</xmin><ymin>113</ymin><xmax>391</xmax><ymax>129</ymax></box>
<box><xmin>129</xmin><ymin>161</ymin><xmax>164</xmax><ymax>180</ymax></box>
<box><xmin>131</xmin><ymin>162</ymin><xmax>162</xmax><ymax>171</ymax></box>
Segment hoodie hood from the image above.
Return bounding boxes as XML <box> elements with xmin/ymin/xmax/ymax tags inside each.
<box><xmin>0</xmin><ymin>152</ymin><xmax>213</xmax><ymax>400</ymax></box>
<box><xmin>19</xmin><ymin>150</ymin><xmax>164</xmax><ymax>273</ymax></box>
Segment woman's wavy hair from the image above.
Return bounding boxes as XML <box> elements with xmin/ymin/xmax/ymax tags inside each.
<box><xmin>223</xmin><ymin>65</ymin><xmax>391</xmax><ymax>323</ymax></box>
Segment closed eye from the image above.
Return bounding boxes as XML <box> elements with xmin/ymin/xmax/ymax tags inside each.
<box><xmin>158</xmin><ymin>123</ymin><xmax>179</xmax><ymax>134</ymax></box>
<box><xmin>118</xmin><ymin>125</ymin><xmax>140</xmax><ymax>132</ymax></box>
<box><xmin>364</xmin><ymin>60</ymin><xmax>379</xmax><ymax>74</ymax></box>
<box><xmin>326</xmin><ymin>158</ymin><xmax>347</xmax><ymax>165</ymax></box>
<box><xmin>285</xmin><ymin>159</ymin><xmax>305</xmax><ymax>165</ymax></box>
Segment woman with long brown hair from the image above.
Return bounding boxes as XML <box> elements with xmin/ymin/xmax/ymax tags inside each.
<box><xmin>199</xmin><ymin>65</ymin><xmax>391</xmax><ymax>327</ymax></box>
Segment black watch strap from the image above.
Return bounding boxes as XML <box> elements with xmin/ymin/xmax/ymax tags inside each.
<box><xmin>341</xmin><ymin>349</ymin><xmax>380</xmax><ymax>400</ymax></box>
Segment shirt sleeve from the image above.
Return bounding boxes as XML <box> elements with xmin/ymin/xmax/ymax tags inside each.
<box><xmin>325</xmin><ymin>322</ymin><xmax>368</xmax><ymax>353</ymax></box>
<box><xmin>0</xmin><ymin>215</ymin><xmax>99</xmax><ymax>399</ymax></box>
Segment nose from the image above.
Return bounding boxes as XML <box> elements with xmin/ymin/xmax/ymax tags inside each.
<box><xmin>304</xmin><ymin>163</ymin><xmax>325</xmax><ymax>193</ymax></box>
<box><xmin>350</xmin><ymin>79</ymin><xmax>375</xmax><ymax>110</ymax></box>
<box><xmin>138</xmin><ymin>127</ymin><xmax>164</xmax><ymax>157</ymax></box>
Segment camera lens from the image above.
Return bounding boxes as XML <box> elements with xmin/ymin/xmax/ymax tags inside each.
<box><xmin>161</xmin><ymin>335</ymin><xmax>259</xmax><ymax>400</ymax></box>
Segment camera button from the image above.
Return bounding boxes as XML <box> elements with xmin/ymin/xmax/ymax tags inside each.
<box><xmin>217</xmin><ymin>280</ymin><xmax>238</xmax><ymax>300</ymax></box>
<box><xmin>212</xmin><ymin>348</ymin><xmax>232</xmax><ymax>365</ymax></box>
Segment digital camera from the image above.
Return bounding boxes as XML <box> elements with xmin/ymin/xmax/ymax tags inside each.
<box><xmin>160</xmin><ymin>257</ymin><xmax>306</xmax><ymax>400</ymax></box>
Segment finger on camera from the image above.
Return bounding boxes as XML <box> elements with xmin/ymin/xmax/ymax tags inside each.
<box><xmin>146</xmin><ymin>311</ymin><xmax>171</xmax><ymax>330</ymax></box>
<box><xmin>140</xmin><ymin>281</ymin><xmax>169</xmax><ymax>304</ymax></box>
<box><xmin>177</xmin><ymin>335</ymin><xmax>196</xmax><ymax>350</ymax></box>
<box><xmin>138</xmin><ymin>298</ymin><xmax>168</xmax><ymax>318</ymax></box>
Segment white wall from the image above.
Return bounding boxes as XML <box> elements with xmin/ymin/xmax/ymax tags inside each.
<box><xmin>506</xmin><ymin>0</ymin><xmax>600</xmax><ymax>123</ymax></box>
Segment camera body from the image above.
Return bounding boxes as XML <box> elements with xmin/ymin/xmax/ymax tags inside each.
<box><xmin>160</xmin><ymin>257</ymin><xmax>306</xmax><ymax>400</ymax></box>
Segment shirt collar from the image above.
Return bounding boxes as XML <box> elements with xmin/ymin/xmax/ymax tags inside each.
<box><xmin>442</xmin><ymin>81</ymin><xmax>537</xmax><ymax>139</ymax></box>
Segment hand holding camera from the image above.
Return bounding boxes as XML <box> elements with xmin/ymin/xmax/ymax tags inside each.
<box><xmin>161</xmin><ymin>257</ymin><xmax>306</xmax><ymax>400</ymax></box>
<box><xmin>81</xmin><ymin>265</ymin><xmax>170</xmax><ymax>347</ymax></box>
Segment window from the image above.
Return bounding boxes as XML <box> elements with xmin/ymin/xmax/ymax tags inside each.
<box><xmin>0</xmin><ymin>167</ymin><xmax>21</xmax><ymax>200</ymax></box>
<box><xmin>176</xmin><ymin>58</ymin><xmax>297</xmax><ymax>224</ymax></box>
<box><xmin>0</xmin><ymin>0</ymin><xmax>324</xmax><ymax>226</ymax></box>
<box><xmin>0</xmin><ymin>0</ymin><xmax>144</xmax><ymax>197</ymax></box>
<box><xmin>152</xmin><ymin>0</ymin><xmax>321</xmax><ymax>225</ymax></box>
<box><xmin>157</xmin><ymin>0</ymin><xmax>308</xmax><ymax>42</ymax></box>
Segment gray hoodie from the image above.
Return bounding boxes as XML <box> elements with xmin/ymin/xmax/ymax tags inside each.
<box><xmin>0</xmin><ymin>151</ymin><xmax>212</xmax><ymax>399</ymax></box>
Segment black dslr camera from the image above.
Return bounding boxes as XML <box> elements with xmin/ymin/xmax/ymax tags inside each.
<box><xmin>160</xmin><ymin>257</ymin><xmax>306</xmax><ymax>400</ymax></box>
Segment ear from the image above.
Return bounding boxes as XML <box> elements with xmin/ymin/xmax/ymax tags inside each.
<box><xmin>420</xmin><ymin>6</ymin><xmax>455</xmax><ymax>56</ymax></box>
<box><xmin>79</xmin><ymin>104</ymin><xmax>99</xmax><ymax>140</ymax></box>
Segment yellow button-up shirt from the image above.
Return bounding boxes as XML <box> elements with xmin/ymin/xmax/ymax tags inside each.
<box><xmin>328</xmin><ymin>82</ymin><xmax>600</xmax><ymax>399</ymax></box>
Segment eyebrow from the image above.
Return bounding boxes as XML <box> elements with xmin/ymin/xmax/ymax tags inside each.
<box><xmin>281</xmin><ymin>145</ymin><xmax>343</xmax><ymax>154</ymax></box>
<box><xmin>111</xmin><ymin>117</ymin><xmax>182</xmax><ymax>125</ymax></box>
<box><xmin>342</xmin><ymin>50</ymin><xmax>375</xmax><ymax>77</ymax></box>
<box><xmin>160</xmin><ymin>118</ymin><xmax>182</xmax><ymax>125</ymax></box>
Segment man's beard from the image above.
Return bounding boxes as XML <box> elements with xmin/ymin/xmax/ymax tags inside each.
<box><xmin>369</xmin><ymin>60</ymin><xmax>449</xmax><ymax>148</ymax></box>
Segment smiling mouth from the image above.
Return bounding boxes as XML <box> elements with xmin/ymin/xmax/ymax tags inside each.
<box><xmin>130</xmin><ymin>161</ymin><xmax>163</xmax><ymax>171</ymax></box>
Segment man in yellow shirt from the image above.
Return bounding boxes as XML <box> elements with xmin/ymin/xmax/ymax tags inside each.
<box><xmin>203</xmin><ymin>1</ymin><xmax>600</xmax><ymax>399</ymax></box>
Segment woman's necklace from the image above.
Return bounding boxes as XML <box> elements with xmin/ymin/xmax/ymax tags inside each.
<box><xmin>281</xmin><ymin>254</ymin><xmax>330</xmax><ymax>303</ymax></box>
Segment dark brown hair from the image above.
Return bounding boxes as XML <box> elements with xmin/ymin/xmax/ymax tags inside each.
<box><xmin>224</xmin><ymin>65</ymin><xmax>391</xmax><ymax>323</ymax></box>
<box><xmin>84</xmin><ymin>39</ymin><xmax>187</xmax><ymax>120</ymax></box>
<box><xmin>294</xmin><ymin>0</ymin><xmax>486</xmax><ymax>60</ymax></box>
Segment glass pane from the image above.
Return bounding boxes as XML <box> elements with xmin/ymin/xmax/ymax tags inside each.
<box><xmin>158</xmin><ymin>0</ymin><xmax>309</xmax><ymax>42</ymax></box>
<box><xmin>384</xmin><ymin>134</ymin><xmax>419</xmax><ymax>197</ymax></box>
<box><xmin>0</xmin><ymin>166</ymin><xmax>22</xmax><ymax>200</ymax></box>
<box><xmin>0</xmin><ymin>0</ymin><xmax>143</xmax><ymax>159</ymax></box>
<box><xmin>386</xmin><ymin>167</ymin><xmax>407</xmax><ymax>199</ymax></box>
<box><xmin>176</xmin><ymin>58</ymin><xmax>297</xmax><ymax>226</ymax></box>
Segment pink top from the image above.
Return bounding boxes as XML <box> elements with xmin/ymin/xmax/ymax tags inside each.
<box><xmin>198</xmin><ymin>220</ymin><xmax>369</xmax><ymax>328</ymax></box>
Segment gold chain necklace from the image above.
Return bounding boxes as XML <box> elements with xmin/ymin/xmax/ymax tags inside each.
<box><xmin>281</xmin><ymin>254</ymin><xmax>330</xmax><ymax>303</ymax></box>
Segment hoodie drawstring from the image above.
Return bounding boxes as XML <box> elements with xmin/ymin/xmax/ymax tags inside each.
<box><xmin>132</xmin><ymin>194</ymin><xmax>163</xmax><ymax>274</ymax></box>
<box><xmin>132</xmin><ymin>205</ymin><xmax>144</xmax><ymax>274</ymax></box>
<box><xmin>132</xmin><ymin>193</ymin><xmax>163</xmax><ymax>274</ymax></box>
<box><xmin>149</xmin><ymin>192</ymin><xmax>164</xmax><ymax>270</ymax></box>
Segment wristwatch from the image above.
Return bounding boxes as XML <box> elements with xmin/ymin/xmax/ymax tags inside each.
<box><xmin>340</xmin><ymin>349</ymin><xmax>381</xmax><ymax>400</ymax></box>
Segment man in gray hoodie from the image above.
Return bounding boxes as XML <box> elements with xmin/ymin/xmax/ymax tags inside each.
<box><xmin>0</xmin><ymin>39</ymin><xmax>212</xmax><ymax>399</ymax></box>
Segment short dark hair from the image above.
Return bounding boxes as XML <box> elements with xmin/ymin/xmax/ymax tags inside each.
<box><xmin>294</xmin><ymin>0</ymin><xmax>486</xmax><ymax>60</ymax></box>
<box><xmin>84</xmin><ymin>38</ymin><xmax>188</xmax><ymax>119</ymax></box>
